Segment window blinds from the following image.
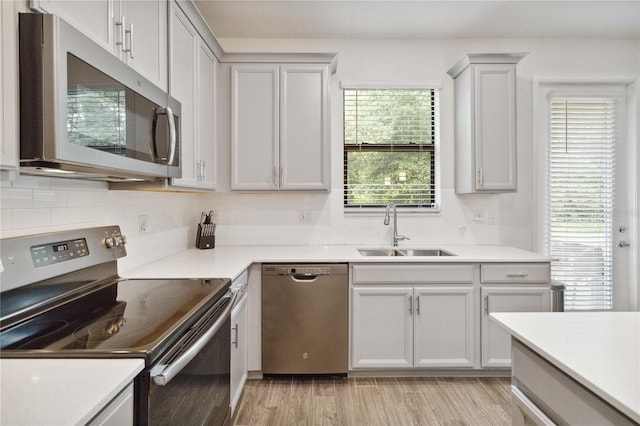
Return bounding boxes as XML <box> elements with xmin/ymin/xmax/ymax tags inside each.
<box><xmin>343</xmin><ymin>88</ymin><xmax>440</xmax><ymax>208</ymax></box>
<box><xmin>547</xmin><ymin>98</ymin><xmax>616</xmax><ymax>310</ymax></box>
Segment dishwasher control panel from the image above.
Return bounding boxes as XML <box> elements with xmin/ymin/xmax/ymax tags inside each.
<box><xmin>263</xmin><ymin>264</ymin><xmax>346</xmax><ymax>277</ymax></box>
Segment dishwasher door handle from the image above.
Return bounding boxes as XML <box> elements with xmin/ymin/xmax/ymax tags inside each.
<box><xmin>290</xmin><ymin>274</ymin><xmax>320</xmax><ymax>283</ymax></box>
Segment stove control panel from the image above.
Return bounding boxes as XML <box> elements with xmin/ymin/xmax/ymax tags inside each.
<box><xmin>30</xmin><ymin>238</ymin><xmax>89</xmax><ymax>268</ymax></box>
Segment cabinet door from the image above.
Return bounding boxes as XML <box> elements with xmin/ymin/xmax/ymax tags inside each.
<box><xmin>119</xmin><ymin>0</ymin><xmax>168</xmax><ymax>91</ymax></box>
<box><xmin>481</xmin><ymin>286</ymin><xmax>551</xmax><ymax>367</ymax></box>
<box><xmin>195</xmin><ymin>41</ymin><xmax>217</xmax><ymax>189</ymax></box>
<box><xmin>87</xmin><ymin>383</ymin><xmax>134</xmax><ymax>426</ymax></box>
<box><xmin>351</xmin><ymin>286</ymin><xmax>413</xmax><ymax>368</ymax></box>
<box><xmin>414</xmin><ymin>287</ymin><xmax>474</xmax><ymax>368</ymax></box>
<box><xmin>1</xmin><ymin>0</ymin><xmax>18</xmax><ymax>171</ymax></box>
<box><xmin>30</xmin><ymin>0</ymin><xmax>115</xmax><ymax>54</ymax></box>
<box><xmin>230</xmin><ymin>294</ymin><xmax>248</xmax><ymax>415</ymax></box>
<box><xmin>473</xmin><ymin>63</ymin><xmax>517</xmax><ymax>191</ymax></box>
<box><xmin>168</xmin><ymin>5</ymin><xmax>197</xmax><ymax>188</ymax></box>
<box><xmin>231</xmin><ymin>65</ymin><xmax>279</xmax><ymax>190</ymax></box>
<box><xmin>279</xmin><ymin>64</ymin><xmax>330</xmax><ymax>190</ymax></box>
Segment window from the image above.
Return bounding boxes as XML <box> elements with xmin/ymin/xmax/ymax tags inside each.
<box><xmin>544</xmin><ymin>97</ymin><xmax>618</xmax><ymax>310</ymax></box>
<box><xmin>343</xmin><ymin>88</ymin><xmax>439</xmax><ymax>210</ymax></box>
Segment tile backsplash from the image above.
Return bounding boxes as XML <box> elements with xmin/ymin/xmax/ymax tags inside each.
<box><xmin>1</xmin><ymin>174</ymin><xmax>211</xmax><ymax>272</ymax></box>
<box><xmin>1</xmin><ymin>172</ymin><xmax>505</xmax><ymax>273</ymax></box>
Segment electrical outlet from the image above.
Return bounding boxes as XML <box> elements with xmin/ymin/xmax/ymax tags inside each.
<box><xmin>488</xmin><ymin>211</ymin><xmax>498</xmax><ymax>225</ymax></box>
<box><xmin>139</xmin><ymin>215</ymin><xmax>149</xmax><ymax>233</ymax></box>
<box><xmin>473</xmin><ymin>210</ymin><xmax>485</xmax><ymax>224</ymax></box>
<box><xmin>298</xmin><ymin>210</ymin><xmax>312</xmax><ymax>224</ymax></box>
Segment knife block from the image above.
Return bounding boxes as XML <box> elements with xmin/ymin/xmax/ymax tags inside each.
<box><xmin>196</xmin><ymin>224</ymin><xmax>215</xmax><ymax>249</ymax></box>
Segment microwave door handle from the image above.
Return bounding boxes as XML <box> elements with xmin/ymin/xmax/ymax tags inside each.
<box><xmin>151</xmin><ymin>108</ymin><xmax>161</xmax><ymax>162</ymax></box>
<box><xmin>165</xmin><ymin>107</ymin><xmax>177</xmax><ymax>166</ymax></box>
<box><xmin>151</xmin><ymin>291</ymin><xmax>236</xmax><ymax>386</ymax></box>
<box><xmin>151</xmin><ymin>107</ymin><xmax>177</xmax><ymax>165</ymax></box>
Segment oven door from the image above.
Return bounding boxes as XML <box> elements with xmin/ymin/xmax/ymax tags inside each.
<box><xmin>137</xmin><ymin>291</ymin><xmax>235</xmax><ymax>426</ymax></box>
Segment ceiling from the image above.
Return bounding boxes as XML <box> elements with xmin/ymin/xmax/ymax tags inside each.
<box><xmin>194</xmin><ymin>1</ymin><xmax>640</xmax><ymax>40</ymax></box>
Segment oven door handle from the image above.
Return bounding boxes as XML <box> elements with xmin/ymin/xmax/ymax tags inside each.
<box><xmin>151</xmin><ymin>291</ymin><xmax>236</xmax><ymax>386</ymax></box>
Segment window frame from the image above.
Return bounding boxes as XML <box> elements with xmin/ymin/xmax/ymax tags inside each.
<box><xmin>341</xmin><ymin>84</ymin><xmax>441</xmax><ymax>213</ymax></box>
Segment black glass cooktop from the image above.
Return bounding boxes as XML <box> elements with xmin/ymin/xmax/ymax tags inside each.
<box><xmin>0</xmin><ymin>277</ymin><xmax>230</xmax><ymax>364</ymax></box>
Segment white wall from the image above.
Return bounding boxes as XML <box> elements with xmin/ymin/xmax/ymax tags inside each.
<box><xmin>1</xmin><ymin>35</ymin><xmax>638</xmax><ymax>271</ymax></box>
<box><xmin>214</xmin><ymin>36</ymin><xmax>639</xmax><ymax>249</ymax></box>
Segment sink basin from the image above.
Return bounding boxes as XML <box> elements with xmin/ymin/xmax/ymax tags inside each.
<box><xmin>399</xmin><ymin>249</ymin><xmax>455</xmax><ymax>257</ymax></box>
<box><xmin>357</xmin><ymin>249</ymin><xmax>404</xmax><ymax>256</ymax></box>
<box><xmin>358</xmin><ymin>248</ymin><xmax>455</xmax><ymax>257</ymax></box>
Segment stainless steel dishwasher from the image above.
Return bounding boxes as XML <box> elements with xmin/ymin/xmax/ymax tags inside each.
<box><xmin>262</xmin><ymin>263</ymin><xmax>348</xmax><ymax>375</ymax></box>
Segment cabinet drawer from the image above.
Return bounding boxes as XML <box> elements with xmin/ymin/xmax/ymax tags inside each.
<box><xmin>481</xmin><ymin>263</ymin><xmax>549</xmax><ymax>284</ymax></box>
<box><xmin>352</xmin><ymin>264</ymin><xmax>474</xmax><ymax>284</ymax></box>
<box><xmin>512</xmin><ymin>340</ymin><xmax>636</xmax><ymax>426</ymax></box>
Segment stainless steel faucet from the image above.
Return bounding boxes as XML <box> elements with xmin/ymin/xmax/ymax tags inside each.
<box><xmin>384</xmin><ymin>203</ymin><xmax>410</xmax><ymax>247</ymax></box>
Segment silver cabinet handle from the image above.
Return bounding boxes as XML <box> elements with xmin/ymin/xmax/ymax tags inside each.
<box><xmin>231</xmin><ymin>323</ymin><xmax>239</xmax><ymax>348</ymax></box>
<box><xmin>409</xmin><ymin>295</ymin><xmax>413</xmax><ymax>316</ymax></box>
<box><xmin>272</xmin><ymin>167</ymin><xmax>278</xmax><ymax>186</ymax></box>
<box><xmin>416</xmin><ymin>295</ymin><xmax>420</xmax><ymax>315</ymax></box>
<box><xmin>196</xmin><ymin>161</ymin><xmax>202</xmax><ymax>180</ymax></box>
<box><xmin>115</xmin><ymin>15</ymin><xmax>126</xmax><ymax>53</ymax></box>
<box><xmin>484</xmin><ymin>295</ymin><xmax>489</xmax><ymax>315</ymax></box>
<box><xmin>201</xmin><ymin>160</ymin><xmax>206</xmax><ymax>181</ymax></box>
<box><xmin>478</xmin><ymin>168</ymin><xmax>483</xmax><ymax>186</ymax></box>
<box><xmin>125</xmin><ymin>23</ymin><xmax>134</xmax><ymax>58</ymax></box>
<box><xmin>152</xmin><ymin>291</ymin><xmax>236</xmax><ymax>386</ymax></box>
<box><xmin>506</xmin><ymin>273</ymin><xmax>529</xmax><ymax>278</ymax></box>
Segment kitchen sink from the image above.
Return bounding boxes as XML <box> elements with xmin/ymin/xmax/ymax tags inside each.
<box><xmin>358</xmin><ymin>248</ymin><xmax>455</xmax><ymax>257</ymax></box>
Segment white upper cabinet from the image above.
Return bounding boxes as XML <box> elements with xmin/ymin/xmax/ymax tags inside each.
<box><xmin>30</xmin><ymin>0</ymin><xmax>168</xmax><ymax>91</ymax></box>
<box><xmin>1</xmin><ymin>0</ymin><xmax>18</xmax><ymax>171</ymax></box>
<box><xmin>231</xmin><ymin>65</ymin><xmax>279</xmax><ymax>191</ymax></box>
<box><xmin>447</xmin><ymin>53</ymin><xmax>526</xmax><ymax>194</ymax></box>
<box><xmin>231</xmin><ymin>63</ymin><xmax>330</xmax><ymax>191</ymax></box>
<box><xmin>118</xmin><ymin>1</ymin><xmax>168</xmax><ymax>91</ymax></box>
<box><xmin>168</xmin><ymin>2</ymin><xmax>217</xmax><ymax>190</ymax></box>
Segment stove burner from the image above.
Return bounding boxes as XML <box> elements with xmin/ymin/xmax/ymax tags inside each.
<box><xmin>12</xmin><ymin>320</ymin><xmax>70</xmax><ymax>349</ymax></box>
<box><xmin>73</xmin><ymin>314</ymin><xmax>158</xmax><ymax>343</ymax></box>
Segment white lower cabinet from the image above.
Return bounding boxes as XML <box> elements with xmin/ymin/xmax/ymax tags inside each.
<box><xmin>230</xmin><ymin>292</ymin><xmax>248</xmax><ymax>415</ymax></box>
<box><xmin>481</xmin><ymin>286</ymin><xmax>550</xmax><ymax>367</ymax></box>
<box><xmin>351</xmin><ymin>286</ymin><xmax>414</xmax><ymax>368</ymax></box>
<box><xmin>349</xmin><ymin>262</ymin><xmax>551</xmax><ymax>372</ymax></box>
<box><xmin>351</xmin><ymin>285</ymin><xmax>474</xmax><ymax>369</ymax></box>
<box><xmin>414</xmin><ymin>286</ymin><xmax>474</xmax><ymax>368</ymax></box>
<box><xmin>87</xmin><ymin>383</ymin><xmax>134</xmax><ymax>426</ymax></box>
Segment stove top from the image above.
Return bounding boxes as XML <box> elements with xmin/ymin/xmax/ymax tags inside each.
<box><xmin>0</xmin><ymin>225</ymin><xmax>232</xmax><ymax>366</ymax></box>
<box><xmin>0</xmin><ymin>277</ymin><xmax>230</xmax><ymax>364</ymax></box>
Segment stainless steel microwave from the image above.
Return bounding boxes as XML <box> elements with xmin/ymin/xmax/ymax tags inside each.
<box><xmin>19</xmin><ymin>13</ymin><xmax>181</xmax><ymax>181</ymax></box>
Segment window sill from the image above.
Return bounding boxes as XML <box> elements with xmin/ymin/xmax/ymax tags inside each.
<box><xmin>344</xmin><ymin>206</ymin><xmax>441</xmax><ymax>216</ymax></box>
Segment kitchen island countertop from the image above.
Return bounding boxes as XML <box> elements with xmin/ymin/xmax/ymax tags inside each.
<box><xmin>0</xmin><ymin>358</ymin><xmax>144</xmax><ymax>425</ymax></box>
<box><xmin>491</xmin><ymin>311</ymin><xmax>640</xmax><ymax>424</ymax></box>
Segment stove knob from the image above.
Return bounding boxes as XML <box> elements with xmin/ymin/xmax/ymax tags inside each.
<box><xmin>105</xmin><ymin>237</ymin><xmax>115</xmax><ymax>248</ymax></box>
<box><xmin>114</xmin><ymin>237</ymin><xmax>122</xmax><ymax>247</ymax></box>
<box><xmin>121</xmin><ymin>235</ymin><xmax>127</xmax><ymax>245</ymax></box>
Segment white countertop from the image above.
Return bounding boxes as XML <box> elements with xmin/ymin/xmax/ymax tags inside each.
<box><xmin>123</xmin><ymin>244</ymin><xmax>552</xmax><ymax>280</ymax></box>
<box><xmin>0</xmin><ymin>358</ymin><xmax>144</xmax><ymax>425</ymax></box>
<box><xmin>491</xmin><ymin>312</ymin><xmax>640</xmax><ymax>424</ymax></box>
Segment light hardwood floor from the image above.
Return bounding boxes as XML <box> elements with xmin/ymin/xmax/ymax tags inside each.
<box><xmin>233</xmin><ymin>376</ymin><xmax>511</xmax><ymax>426</ymax></box>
